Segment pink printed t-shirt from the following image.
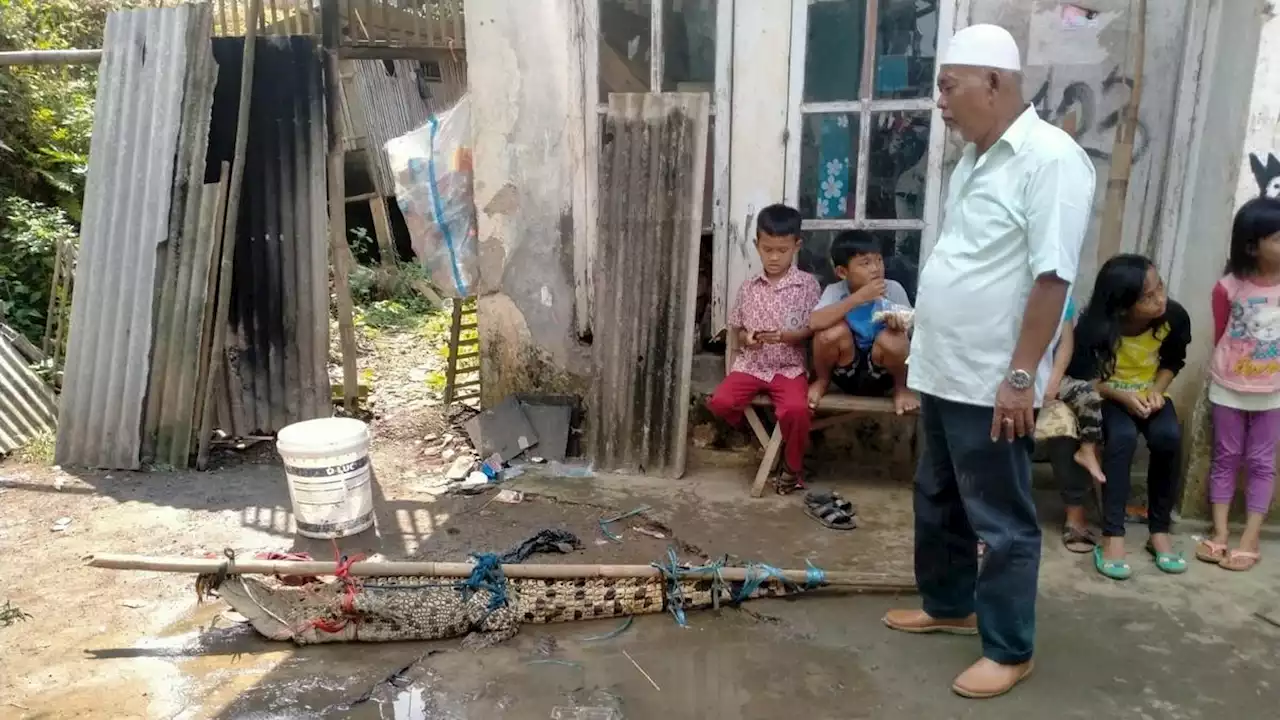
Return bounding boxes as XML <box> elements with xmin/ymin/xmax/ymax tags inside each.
<box><xmin>728</xmin><ymin>266</ymin><xmax>821</xmax><ymax>381</ymax></box>
<box><xmin>1210</xmin><ymin>274</ymin><xmax>1280</xmax><ymax>410</ymax></box>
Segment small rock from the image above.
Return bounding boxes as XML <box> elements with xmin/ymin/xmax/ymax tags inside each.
<box><xmin>53</xmin><ymin>476</ymin><xmax>66</xmax><ymax>491</ymax></box>
<box><xmin>423</xmin><ymin>445</ymin><xmax>442</xmax><ymax>459</ymax></box>
<box><xmin>424</xmin><ymin>433</ymin><xmax>439</xmax><ymax>443</ymax></box>
<box><xmin>51</xmin><ymin>517</ymin><xmax>72</xmax><ymax>532</ymax></box>
<box><xmin>494</xmin><ymin>489</ymin><xmax>524</xmax><ymax>504</ymax></box>
<box><xmin>445</xmin><ymin>455</ymin><xmax>474</xmax><ymax>481</ymax></box>
<box><xmin>442</xmin><ymin>448</ymin><xmax>457</xmax><ymax>462</ymax></box>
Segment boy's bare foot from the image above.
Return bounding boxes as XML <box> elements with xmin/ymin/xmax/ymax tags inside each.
<box><xmin>893</xmin><ymin>387</ymin><xmax>920</xmax><ymax>415</ymax></box>
<box><xmin>807</xmin><ymin>379</ymin><xmax>829</xmax><ymax>409</ymax></box>
<box><xmin>1073</xmin><ymin>442</ymin><xmax>1106</xmax><ymax>484</ymax></box>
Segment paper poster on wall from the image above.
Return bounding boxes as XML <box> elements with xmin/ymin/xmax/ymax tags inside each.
<box><xmin>1026</xmin><ymin>4</ymin><xmax>1116</xmax><ymax>66</ymax></box>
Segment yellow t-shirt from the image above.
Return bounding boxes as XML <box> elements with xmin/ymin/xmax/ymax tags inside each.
<box><xmin>1104</xmin><ymin>323</ymin><xmax>1167</xmax><ymax>393</ymax></box>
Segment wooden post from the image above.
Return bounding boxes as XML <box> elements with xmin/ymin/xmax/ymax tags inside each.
<box><xmin>0</xmin><ymin>49</ymin><xmax>102</xmax><ymax>66</ymax></box>
<box><xmin>323</xmin><ymin>0</ymin><xmax>360</xmax><ymax>413</ymax></box>
<box><xmin>196</xmin><ymin>0</ymin><xmax>262</xmax><ymax>470</ymax></box>
<box><xmin>1096</xmin><ymin>0</ymin><xmax>1146</xmax><ymax>263</ymax></box>
<box><xmin>369</xmin><ymin>196</ymin><xmax>400</xmax><ymax>293</ymax></box>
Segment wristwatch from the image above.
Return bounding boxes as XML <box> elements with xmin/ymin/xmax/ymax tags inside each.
<box><xmin>1006</xmin><ymin>368</ymin><xmax>1034</xmax><ymax>391</ymax></box>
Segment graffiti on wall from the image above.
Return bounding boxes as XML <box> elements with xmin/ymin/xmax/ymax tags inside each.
<box><xmin>1030</xmin><ymin>65</ymin><xmax>1150</xmax><ymax>163</ymax></box>
<box><xmin>1249</xmin><ymin>153</ymin><xmax>1280</xmax><ymax>198</ymax></box>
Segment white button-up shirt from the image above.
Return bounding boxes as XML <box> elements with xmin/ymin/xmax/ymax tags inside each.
<box><xmin>909</xmin><ymin>105</ymin><xmax>1096</xmax><ymax>407</ymax></box>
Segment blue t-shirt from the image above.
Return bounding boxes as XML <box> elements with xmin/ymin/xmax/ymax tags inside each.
<box><xmin>815</xmin><ymin>280</ymin><xmax>913</xmax><ymax>352</ymax></box>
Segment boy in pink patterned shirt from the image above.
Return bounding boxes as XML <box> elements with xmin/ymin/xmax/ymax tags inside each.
<box><xmin>707</xmin><ymin>204</ymin><xmax>820</xmax><ymax>493</ymax></box>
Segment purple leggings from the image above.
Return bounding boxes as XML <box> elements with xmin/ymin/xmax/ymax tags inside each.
<box><xmin>1210</xmin><ymin>404</ymin><xmax>1280</xmax><ymax>514</ymax></box>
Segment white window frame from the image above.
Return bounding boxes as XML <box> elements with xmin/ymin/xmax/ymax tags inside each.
<box><xmin>575</xmin><ymin>0</ymin><xmax>731</xmax><ymax>337</ymax></box>
<box><xmin>783</xmin><ymin>0</ymin><xmax>962</xmax><ymax>258</ymax></box>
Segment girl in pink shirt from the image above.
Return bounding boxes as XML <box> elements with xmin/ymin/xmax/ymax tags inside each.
<box><xmin>1198</xmin><ymin>197</ymin><xmax>1280</xmax><ymax>571</ymax></box>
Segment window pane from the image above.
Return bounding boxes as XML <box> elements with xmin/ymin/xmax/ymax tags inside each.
<box><xmin>799</xmin><ymin>230</ymin><xmax>922</xmax><ymax>296</ymax></box>
<box><xmin>866</xmin><ymin>111</ymin><xmax>930</xmax><ymax>220</ymax></box>
<box><xmin>800</xmin><ymin>113</ymin><xmax>861</xmax><ymax>220</ymax></box>
<box><xmin>873</xmin><ymin>0</ymin><xmax>939</xmax><ymax>99</ymax></box>
<box><xmin>662</xmin><ymin>0</ymin><xmax>716</xmax><ymax>92</ymax></box>
<box><xmin>601</xmin><ymin>0</ymin><xmax>652</xmax><ymax>96</ymax></box>
<box><xmin>804</xmin><ymin>0</ymin><xmax>868</xmax><ymax>103</ymax></box>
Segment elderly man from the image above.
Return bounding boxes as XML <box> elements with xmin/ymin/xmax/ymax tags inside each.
<box><xmin>882</xmin><ymin>25</ymin><xmax>1096</xmax><ymax>698</ymax></box>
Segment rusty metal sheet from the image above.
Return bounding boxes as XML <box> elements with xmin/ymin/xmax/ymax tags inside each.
<box><xmin>341</xmin><ymin>56</ymin><xmax>466</xmax><ymax>196</ymax></box>
<box><xmin>587</xmin><ymin>93</ymin><xmax>710</xmax><ymax>478</ymax></box>
<box><xmin>207</xmin><ymin>36</ymin><xmax>331</xmax><ymax>437</ymax></box>
<box><xmin>56</xmin><ymin>5</ymin><xmax>215</xmax><ymax>469</ymax></box>
<box><xmin>0</xmin><ymin>327</ymin><xmax>57</xmax><ymax>455</ymax></box>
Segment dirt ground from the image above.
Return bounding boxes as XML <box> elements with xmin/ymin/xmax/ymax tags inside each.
<box><xmin>2</xmin><ymin>312</ymin><xmax>1279</xmax><ymax>718</ymax></box>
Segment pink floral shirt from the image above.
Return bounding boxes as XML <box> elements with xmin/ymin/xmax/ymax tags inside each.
<box><xmin>729</xmin><ymin>266</ymin><xmax>821</xmax><ymax>381</ymax></box>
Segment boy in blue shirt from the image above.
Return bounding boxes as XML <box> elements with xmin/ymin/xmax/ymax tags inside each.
<box><xmin>809</xmin><ymin>230</ymin><xmax>916</xmax><ymax>414</ymax></box>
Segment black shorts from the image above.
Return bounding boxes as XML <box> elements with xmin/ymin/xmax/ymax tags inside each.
<box><xmin>831</xmin><ymin>350</ymin><xmax>894</xmax><ymax>397</ymax></box>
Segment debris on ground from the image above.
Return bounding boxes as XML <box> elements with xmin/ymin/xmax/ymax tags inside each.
<box><xmin>50</xmin><ymin>517</ymin><xmax>72</xmax><ymax>533</ymax></box>
<box><xmin>464</xmin><ymin>396</ymin><xmax>539</xmax><ymax>463</ymax></box>
<box><xmin>690</xmin><ymin>422</ymin><xmax>718</xmax><ymax>449</ymax></box>
<box><xmin>598</xmin><ymin>506</ymin><xmax>652</xmax><ymax>543</ymax></box>
<box><xmin>0</xmin><ymin>600</ymin><xmax>31</xmax><ymax>627</ymax></box>
<box><xmin>1256</xmin><ymin>608</ymin><xmax>1280</xmax><ymax>629</ymax></box>
<box><xmin>494</xmin><ymin>489</ymin><xmax>524</xmax><ymax>504</ymax></box>
<box><xmin>446</xmin><ymin>455</ymin><xmax>476</xmax><ymax>481</ymax></box>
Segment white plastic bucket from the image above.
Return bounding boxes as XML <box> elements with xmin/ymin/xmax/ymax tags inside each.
<box><xmin>277</xmin><ymin>418</ymin><xmax>375</xmax><ymax>539</ymax></box>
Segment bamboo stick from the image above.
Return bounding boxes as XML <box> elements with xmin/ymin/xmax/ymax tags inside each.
<box><xmin>84</xmin><ymin>553</ymin><xmax>917</xmax><ymax>591</ymax></box>
<box><xmin>324</xmin><ymin>0</ymin><xmax>360</xmax><ymax>413</ymax></box>
<box><xmin>1096</xmin><ymin>0</ymin><xmax>1146</xmax><ymax>263</ymax></box>
<box><xmin>0</xmin><ymin>50</ymin><xmax>101</xmax><ymax>66</ymax></box>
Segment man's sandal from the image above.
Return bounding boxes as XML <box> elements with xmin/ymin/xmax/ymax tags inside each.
<box><xmin>804</xmin><ymin>491</ymin><xmax>857</xmax><ymax>530</ymax></box>
<box><xmin>1195</xmin><ymin>539</ymin><xmax>1228</xmax><ymax>564</ymax></box>
<box><xmin>1219</xmin><ymin>549</ymin><xmax>1261</xmax><ymax>572</ymax></box>
<box><xmin>1093</xmin><ymin>546</ymin><xmax>1132</xmax><ymax>580</ymax></box>
<box><xmin>1146</xmin><ymin>542</ymin><xmax>1188</xmax><ymax>574</ymax></box>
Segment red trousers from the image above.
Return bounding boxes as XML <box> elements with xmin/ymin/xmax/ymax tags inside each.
<box><xmin>707</xmin><ymin>371</ymin><xmax>811</xmax><ymax>474</ymax></box>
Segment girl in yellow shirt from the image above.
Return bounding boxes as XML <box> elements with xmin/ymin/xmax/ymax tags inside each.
<box><xmin>1069</xmin><ymin>255</ymin><xmax>1192</xmax><ymax>580</ymax></box>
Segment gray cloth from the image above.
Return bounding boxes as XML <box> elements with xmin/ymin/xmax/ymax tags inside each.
<box><xmin>815</xmin><ymin>279</ymin><xmax>912</xmax><ymax>311</ymax></box>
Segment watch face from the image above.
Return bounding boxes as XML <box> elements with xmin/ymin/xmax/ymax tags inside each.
<box><xmin>1009</xmin><ymin>370</ymin><xmax>1033</xmax><ymax>389</ymax></box>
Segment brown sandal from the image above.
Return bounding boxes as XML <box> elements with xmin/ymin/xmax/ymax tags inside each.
<box><xmin>1062</xmin><ymin>526</ymin><xmax>1097</xmax><ymax>554</ymax></box>
<box><xmin>1220</xmin><ymin>549</ymin><xmax>1261</xmax><ymax>572</ymax></box>
<box><xmin>1195</xmin><ymin>539</ymin><xmax>1228</xmax><ymax>564</ymax></box>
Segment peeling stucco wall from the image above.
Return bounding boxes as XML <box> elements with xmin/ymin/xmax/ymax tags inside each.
<box><xmin>1180</xmin><ymin>0</ymin><xmax>1275</xmax><ymax>518</ymax></box>
<box><xmin>465</xmin><ymin>0</ymin><xmax>591</xmax><ymax>405</ymax></box>
<box><xmin>967</xmin><ymin>0</ymin><xmax>1190</xmax><ymax>303</ymax></box>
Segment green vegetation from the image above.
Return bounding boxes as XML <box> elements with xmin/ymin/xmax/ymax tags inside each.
<box><xmin>0</xmin><ymin>0</ymin><xmax>118</xmax><ymax>345</ymax></box>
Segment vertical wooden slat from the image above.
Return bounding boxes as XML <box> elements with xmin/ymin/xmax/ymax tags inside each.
<box><xmin>710</xmin><ymin>0</ymin><xmax>733</xmax><ymax>332</ymax></box>
<box><xmin>452</xmin><ymin>0</ymin><xmax>465</xmax><ymax>48</ymax></box>
<box><xmin>649</xmin><ymin>0</ymin><xmax>663</xmax><ymax>91</ymax></box>
<box><xmin>854</xmin><ymin>0</ymin><xmax>880</xmax><ymax>222</ymax></box>
<box><xmin>413</xmin><ymin>0</ymin><xmax>423</xmax><ymax>44</ymax></box>
<box><xmin>217</xmin><ymin>0</ymin><xmax>230</xmax><ymax>36</ymax></box>
<box><xmin>230</xmin><ymin>0</ymin><xmax>241</xmax><ymax>36</ymax></box>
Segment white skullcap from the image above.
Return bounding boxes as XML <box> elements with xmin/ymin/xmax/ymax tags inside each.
<box><xmin>941</xmin><ymin>24</ymin><xmax>1021</xmax><ymax>72</ymax></box>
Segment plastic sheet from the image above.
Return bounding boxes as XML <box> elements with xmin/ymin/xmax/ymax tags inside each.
<box><xmin>385</xmin><ymin>95</ymin><xmax>477</xmax><ymax>297</ymax></box>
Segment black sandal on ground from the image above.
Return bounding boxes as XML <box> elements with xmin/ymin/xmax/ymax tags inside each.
<box><xmin>803</xmin><ymin>491</ymin><xmax>857</xmax><ymax>530</ymax></box>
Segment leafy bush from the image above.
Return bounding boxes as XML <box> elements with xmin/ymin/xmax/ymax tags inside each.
<box><xmin>0</xmin><ymin>196</ymin><xmax>75</xmax><ymax>342</ymax></box>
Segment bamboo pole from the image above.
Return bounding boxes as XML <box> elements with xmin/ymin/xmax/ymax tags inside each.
<box><xmin>1096</xmin><ymin>0</ymin><xmax>1146</xmax><ymax>263</ymax></box>
<box><xmin>196</xmin><ymin>0</ymin><xmax>263</xmax><ymax>471</ymax></box>
<box><xmin>0</xmin><ymin>50</ymin><xmax>101</xmax><ymax>66</ymax></box>
<box><xmin>323</xmin><ymin>0</ymin><xmax>360</xmax><ymax>413</ymax></box>
<box><xmin>84</xmin><ymin>553</ymin><xmax>917</xmax><ymax>591</ymax></box>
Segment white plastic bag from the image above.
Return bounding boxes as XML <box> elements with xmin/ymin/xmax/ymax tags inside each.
<box><xmin>384</xmin><ymin>95</ymin><xmax>478</xmax><ymax>297</ymax></box>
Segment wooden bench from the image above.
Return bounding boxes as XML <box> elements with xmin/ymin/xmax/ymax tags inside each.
<box><xmin>743</xmin><ymin>394</ymin><xmax>920</xmax><ymax>497</ymax></box>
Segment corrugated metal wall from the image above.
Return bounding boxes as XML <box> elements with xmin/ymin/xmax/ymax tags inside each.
<box><xmin>56</xmin><ymin>6</ymin><xmax>216</xmax><ymax>470</ymax></box>
<box><xmin>207</xmin><ymin>37</ymin><xmax>331</xmax><ymax>437</ymax></box>
<box><xmin>587</xmin><ymin>93</ymin><xmax>710</xmax><ymax>478</ymax></box>
<box><xmin>0</xmin><ymin>330</ymin><xmax>57</xmax><ymax>455</ymax></box>
<box><xmin>341</xmin><ymin>55</ymin><xmax>467</xmax><ymax>196</ymax></box>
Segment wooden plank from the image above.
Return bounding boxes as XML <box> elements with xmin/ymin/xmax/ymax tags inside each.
<box><xmin>568</xmin><ymin>0</ymin><xmax>594</xmax><ymax>337</ymax></box>
<box><xmin>1096</xmin><ymin>0</ymin><xmax>1146</xmax><ymax>265</ymax></box>
<box><xmin>710</xmin><ymin>0</ymin><xmax>733</xmax><ymax>332</ymax></box>
<box><xmin>369</xmin><ymin>196</ymin><xmax>399</xmax><ymax>291</ymax></box>
<box><xmin>782</xmin><ymin>0</ymin><xmax>806</xmax><ymax>208</ymax></box>
<box><xmin>751</xmin><ymin>428</ymin><xmax>784</xmax><ymax>497</ymax></box>
<box><xmin>197</xmin><ymin>0</ymin><xmax>262</xmax><ymax>470</ymax></box>
<box><xmin>649</xmin><ymin>0</ymin><xmax>664</xmax><ymax>91</ymax></box>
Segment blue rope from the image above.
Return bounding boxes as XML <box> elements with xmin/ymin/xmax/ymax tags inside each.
<box><xmin>458</xmin><ymin>552</ymin><xmax>508</xmax><ymax>610</ymax></box>
<box><xmin>425</xmin><ymin>115</ymin><xmax>468</xmax><ymax>296</ymax></box>
<box><xmin>598</xmin><ymin>505</ymin><xmax>652</xmax><ymax>543</ymax></box>
<box><xmin>804</xmin><ymin>560</ymin><xmax>826</xmax><ymax>589</ymax></box>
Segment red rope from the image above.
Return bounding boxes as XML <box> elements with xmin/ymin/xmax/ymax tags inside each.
<box><xmin>305</xmin><ymin>540</ymin><xmax>365</xmax><ymax>637</ymax></box>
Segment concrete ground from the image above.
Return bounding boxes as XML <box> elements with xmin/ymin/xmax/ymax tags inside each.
<box><xmin>1</xmin><ymin>445</ymin><xmax>1278</xmax><ymax>719</ymax></box>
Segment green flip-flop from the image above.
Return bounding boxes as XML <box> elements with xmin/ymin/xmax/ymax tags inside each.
<box><xmin>1146</xmin><ymin>542</ymin><xmax>1188</xmax><ymax>574</ymax></box>
<box><xmin>1093</xmin><ymin>546</ymin><xmax>1132</xmax><ymax>580</ymax></box>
